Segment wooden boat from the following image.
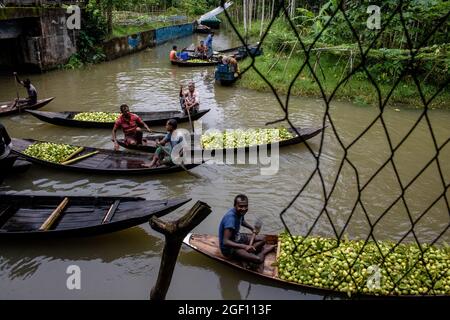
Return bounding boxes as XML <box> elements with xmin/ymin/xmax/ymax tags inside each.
<box><xmin>26</xmin><ymin>109</ymin><xmax>210</xmax><ymax>129</ymax></box>
<box><xmin>0</xmin><ymin>97</ymin><xmax>54</xmax><ymax>117</ymax></box>
<box><xmin>116</xmin><ymin>127</ymin><xmax>325</xmax><ymax>154</ymax></box>
<box><xmin>171</xmin><ymin>59</ymin><xmax>219</xmax><ymax>67</ymax></box>
<box><xmin>183</xmin><ymin>233</ymin><xmax>435</xmax><ymax>299</ymax></box>
<box><xmin>182</xmin><ymin>44</ymin><xmax>262</xmax><ymax>61</ymax></box>
<box><xmin>11</xmin><ymin>138</ymin><xmax>202</xmax><ymax>175</ymax></box>
<box><xmin>0</xmin><ymin>194</ymin><xmax>190</xmax><ymax>238</ymax></box>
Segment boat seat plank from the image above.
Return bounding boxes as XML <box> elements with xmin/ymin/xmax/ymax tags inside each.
<box><xmin>102</xmin><ymin>200</ymin><xmax>121</xmax><ymax>224</ymax></box>
<box><xmin>0</xmin><ymin>205</ymin><xmax>16</xmax><ymax>228</ymax></box>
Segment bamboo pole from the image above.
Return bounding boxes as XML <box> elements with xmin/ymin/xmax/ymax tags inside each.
<box><xmin>61</xmin><ymin>147</ymin><xmax>84</xmax><ymax>163</ymax></box>
<box><xmin>260</xmin><ymin>0</ymin><xmax>265</xmax><ymax>37</ymax></box>
<box><xmin>61</xmin><ymin>151</ymin><xmax>99</xmax><ymax>165</ymax></box>
<box><xmin>39</xmin><ymin>197</ymin><xmax>69</xmax><ymax>231</ymax></box>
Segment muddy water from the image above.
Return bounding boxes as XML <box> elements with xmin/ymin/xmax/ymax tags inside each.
<box><xmin>0</xmin><ymin>32</ymin><xmax>448</xmax><ymax>299</ymax></box>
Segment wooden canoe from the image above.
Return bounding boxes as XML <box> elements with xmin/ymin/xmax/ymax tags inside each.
<box><xmin>26</xmin><ymin>109</ymin><xmax>210</xmax><ymax>129</ymax></box>
<box><xmin>116</xmin><ymin>127</ymin><xmax>325</xmax><ymax>154</ymax></box>
<box><xmin>183</xmin><ymin>234</ymin><xmax>442</xmax><ymax>299</ymax></box>
<box><xmin>182</xmin><ymin>44</ymin><xmax>261</xmax><ymax>61</ymax></box>
<box><xmin>0</xmin><ymin>194</ymin><xmax>190</xmax><ymax>238</ymax></box>
<box><xmin>171</xmin><ymin>59</ymin><xmax>219</xmax><ymax>67</ymax></box>
<box><xmin>0</xmin><ymin>97</ymin><xmax>54</xmax><ymax>117</ymax></box>
<box><xmin>11</xmin><ymin>138</ymin><xmax>202</xmax><ymax>175</ymax></box>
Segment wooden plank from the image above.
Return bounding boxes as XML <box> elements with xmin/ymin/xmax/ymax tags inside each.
<box><xmin>274</xmin><ymin>238</ymin><xmax>281</xmax><ymax>278</ymax></box>
<box><xmin>0</xmin><ymin>205</ymin><xmax>13</xmax><ymax>228</ymax></box>
<box><xmin>39</xmin><ymin>197</ymin><xmax>69</xmax><ymax>231</ymax></box>
<box><xmin>102</xmin><ymin>200</ymin><xmax>121</xmax><ymax>224</ymax></box>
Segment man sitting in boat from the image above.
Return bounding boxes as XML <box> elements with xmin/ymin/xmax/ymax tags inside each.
<box><xmin>0</xmin><ymin>122</ymin><xmax>12</xmax><ymax>161</ymax></box>
<box><xmin>142</xmin><ymin>119</ymin><xmax>182</xmax><ymax>168</ymax></box>
<box><xmin>179</xmin><ymin>82</ymin><xmax>200</xmax><ymax>115</ymax></box>
<box><xmin>169</xmin><ymin>45</ymin><xmax>179</xmax><ymax>62</ymax></box>
<box><xmin>195</xmin><ymin>41</ymin><xmax>208</xmax><ymax>60</ymax></box>
<box><xmin>14</xmin><ymin>72</ymin><xmax>37</xmax><ymax>106</ymax></box>
<box><xmin>112</xmin><ymin>104</ymin><xmax>153</xmax><ymax>151</ymax></box>
<box><xmin>228</xmin><ymin>55</ymin><xmax>240</xmax><ymax>76</ymax></box>
<box><xmin>219</xmin><ymin>194</ymin><xmax>276</xmax><ymax>266</ymax></box>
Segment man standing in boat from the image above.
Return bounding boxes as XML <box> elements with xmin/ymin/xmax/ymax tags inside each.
<box><xmin>179</xmin><ymin>82</ymin><xmax>200</xmax><ymax>115</ymax></box>
<box><xmin>14</xmin><ymin>72</ymin><xmax>38</xmax><ymax>106</ymax></box>
<box><xmin>205</xmin><ymin>32</ymin><xmax>214</xmax><ymax>58</ymax></box>
<box><xmin>219</xmin><ymin>194</ymin><xmax>276</xmax><ymax>266</ymax></box>
<box><xmin>112</xmin><ymin>104</ymin><xmax>153</xmax><ymax>151</ymax></box>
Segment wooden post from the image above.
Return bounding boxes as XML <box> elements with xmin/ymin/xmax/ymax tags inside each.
<box><xmin>150</xmin><ymin>201</ymin><xmax>212</xmax><ymax>300</ymax></box>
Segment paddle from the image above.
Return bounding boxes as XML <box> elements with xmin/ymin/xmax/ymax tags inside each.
<box><xmin>249</xmin><ymin>218</ymin><xmax>263</xmax><ymax>247</ymax></box>
<box><xmin>158</xmin><ymin>142</ymin><xmax>202</xmax><ymax>179</ymax></box>
<box><xmin>13</xmin><ymin>72</ymin><xmax>20</xmax><ymax>111</ymax></box>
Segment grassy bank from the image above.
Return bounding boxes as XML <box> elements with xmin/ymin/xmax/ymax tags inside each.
<box><xmin>237</xmin><ymin>51</ymin><xmax>450</xmax><ymax>109</ymax></box>
<box><xmin>223</xmin><ymin>17</ymin><xmax>449</xmax><ymax>109</ymax></box>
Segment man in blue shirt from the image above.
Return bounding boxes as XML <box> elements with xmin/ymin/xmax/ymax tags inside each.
<box><xmin>218</xmin><ymin>194</ymin><xmax>276</xmax><ymax>264</ymax></box>
<box><xmin>204</xmin><ymin>32</ymin><xmax>214</xmax><ymax>58</ymax></box>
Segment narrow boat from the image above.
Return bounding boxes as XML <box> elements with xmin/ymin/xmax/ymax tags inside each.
<box><xmin>182</xmin><ymin>44</ymin><xmax>262</xmax><ymax>61</ymax></box>
<box><xmin>11</xmin><ymin>138</ymin><xmax>202</xmax><ymax>175</ymax></box>
<box><xmin>0</xmin><ymin>194</ymin><xmax>190</xmax><ymax>238</ymax></box>
<box><xmin>26</xmin><ymin>109</ymin><xmax>210</xmax><ymax>129</ymax></box>
<box><xmin>0</xmin><ymin>97</ymin><xmax>54</xmax><ymax>117</ymax></box>
<box><xmin>171</xmin><ymin>59</ymin><xmax>219</xmax><ymax>67</ymax></box>
<box><xmin>116</xmin><ymin>127</ymin><xmax>325</xmax><ymax>154</ymax></box>
<box><xmin>183</xmin><ymin>233</ymin><xmax>439</xmax><ymax>299</ymax></box>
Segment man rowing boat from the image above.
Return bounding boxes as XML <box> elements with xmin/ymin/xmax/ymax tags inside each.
<box><xmin>112</xmin><ymin>104</ymin><xmax>153</xmax><ymax>151</ymax></box>
<box><xmin>219</xmin><ymin>194</ymin><xmax>275</xmax><ymax>266</ymax></box>
<box><xmin>14</xmin><ymin>72</ymin><xmax>38</xmax><ymax>106</ymax></box>
<box><xmin>179</xmin><ymin>82</ymin><xmax>200</xmax><ymax>115</ymax></box>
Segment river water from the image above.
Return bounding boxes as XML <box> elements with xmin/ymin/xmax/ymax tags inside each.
<box><xmin>0</xmin><ymin>32</ymin><xmax>449</xmax><ymax>299</ymax></box>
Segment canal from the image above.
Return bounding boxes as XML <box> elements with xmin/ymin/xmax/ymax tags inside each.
<box><xmin>0</xmin><ymin>32</ymin><xmax>449</xmax><ymax>299</ymax></box>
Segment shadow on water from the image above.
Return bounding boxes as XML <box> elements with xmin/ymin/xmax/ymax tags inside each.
<box><xmin>0</xmin><ymin>226</ymin><xmax>163</xmax><ymax>280</ymax></box>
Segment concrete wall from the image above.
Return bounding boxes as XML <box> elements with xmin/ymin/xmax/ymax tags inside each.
<box><xmin>102</xmin><ymin>29</ymin><xmax>155</xmax><ymax>61</ymax></box>
<box><xmin>0</xmin><ymin>7</ymin><xmax>77</xmax><ymax>71</ymax></box>
<box><xmin>155</xmin><ymin>23</ymin><xmax>193</xmax><ymax>45</ymax></box>
<box><xmin>37</xmin><ymin>8</ymin><xmax>77</xmax><ymax>70</ymax></box>
<box><xmin>102</xmin><ymin>22</ymin><xmax>193</xmax><ymax>61</ymax></box>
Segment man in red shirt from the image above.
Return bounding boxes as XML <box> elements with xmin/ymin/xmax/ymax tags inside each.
<box><xmin>112</xmin><ymin>104</ymin><xmax>153</xmax><ymax>151</ymax></box>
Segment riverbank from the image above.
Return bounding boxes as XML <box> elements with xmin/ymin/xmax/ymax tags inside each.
<box><xmin>236</xmin><ymin>53</ymin><xmax>449</xmax><ymax>109</ymax></box>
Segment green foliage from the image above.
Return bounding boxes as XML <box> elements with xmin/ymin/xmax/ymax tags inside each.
<box><xmin>179</xmin><ymin>0</ymin><xmax>208</xmax><ymax>16</ymax></box>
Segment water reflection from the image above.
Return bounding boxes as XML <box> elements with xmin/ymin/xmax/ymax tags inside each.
<box><xmin>0</xmin><ymin>227</ymin><xmax>162</xmax><ymax>280</ymax></box>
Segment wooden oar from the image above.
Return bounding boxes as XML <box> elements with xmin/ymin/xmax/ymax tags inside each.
<box><xmin>39</xmin><ymin>197</ymin><xmax>69</xmax><ymax>231</ymax></box>
<box><xmin>159</xmin><ymin>143</ymin><xmax>201</xmax><ymax>179</ymax></box>
<box><xmin>61</xmin><ymin>151</ymin><xmax>99</xmax><ymax>165</ymax></box>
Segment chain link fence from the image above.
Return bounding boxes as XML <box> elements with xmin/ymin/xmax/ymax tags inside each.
<box><xmin>221</xmin><ymin>0</ymin><xmax>449</xmax><ymax>297</ymax></box>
